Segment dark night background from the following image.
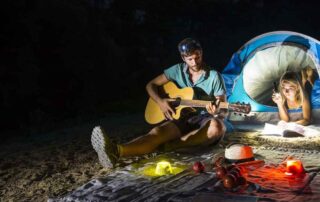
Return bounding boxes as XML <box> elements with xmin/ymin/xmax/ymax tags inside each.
<box><xmin>1</xmin><ymin>0</ymin><xmax>320</xmax><ymax>137</ymax></box>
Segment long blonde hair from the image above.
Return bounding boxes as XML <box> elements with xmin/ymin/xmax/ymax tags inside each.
<box><xmin>279</xmin><ymin>71</ymin><xmax>307</xmax><ymax>106</ymax></box>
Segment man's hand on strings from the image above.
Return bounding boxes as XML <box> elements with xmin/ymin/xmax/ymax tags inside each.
<box><xmin>159</xmin><ymin>99</ymin><xmax>175</xmax><ymax>120</ymax></box>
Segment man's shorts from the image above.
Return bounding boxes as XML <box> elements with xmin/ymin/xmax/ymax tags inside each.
<box><xmin>171</xmin><ymin>112</ymin><xmax>234</xmax><ymax>135</ymax></box>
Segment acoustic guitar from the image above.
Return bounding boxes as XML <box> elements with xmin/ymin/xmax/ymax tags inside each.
<box><xmin>145</xmin><ymin>81</ymin><xmax>251</xmax><ymax>124</ymax></box>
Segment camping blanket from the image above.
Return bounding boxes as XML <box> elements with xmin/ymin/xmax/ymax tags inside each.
<box><xmin>49</xmin><ymin>151</ymin><xmax>219</xmax><ymax>202</ymax></box>
<box><xmin>50</xmin><ymin>145</ymin><xmax>320</xmax><ymax>202</ymax></box>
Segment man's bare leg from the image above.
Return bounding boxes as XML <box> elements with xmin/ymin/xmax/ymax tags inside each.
<box><xmin>119</xmin><ymin>121</ymin><xmax>181</xmax><ymax>157</ymax></box>
<box><xmin>163</xmin><ymin>118</ymin><xmax>226</xmax><ymax>151</ymax></box>
<box><xmin>91</xmin><ymin>119</ymin><xmax>224</xmax><ymax>168</ymax></box>
<box><xmin>91</xmin><ymin>122</ymin><xmax>181</xmax><ymax>168</ymax></box>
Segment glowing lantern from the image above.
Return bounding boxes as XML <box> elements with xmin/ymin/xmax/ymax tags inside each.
<box><xmin>285</xmin><ymin>160</ymin><xmax>305</xmax><ymax>176</ymax></box>
<box><xmin>155</xmin><ymin>161</ymin><xmax>173</xmax><ymax>175</ymax></box>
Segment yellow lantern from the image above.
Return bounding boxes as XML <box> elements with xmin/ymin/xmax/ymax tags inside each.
<box><xmin>155</xmin><ymin>161</ymin><xmax>173</xmax><ymax>175</ymax></box>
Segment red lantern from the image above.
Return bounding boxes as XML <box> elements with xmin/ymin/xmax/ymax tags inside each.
<box><xmin>285</xmin><ymin>160</ymin><xmax>305</xmax><ymax>176</ymax></box>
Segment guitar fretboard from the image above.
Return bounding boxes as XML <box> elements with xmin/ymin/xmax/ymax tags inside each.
<box><xmin>168</xmin><ymin>99</ymin><xmax>229</xmax><ymax>109</ymax></box>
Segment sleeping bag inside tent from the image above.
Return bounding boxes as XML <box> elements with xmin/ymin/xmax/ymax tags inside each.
<box><xmin>222</xmin><ymin>31</ymin><xmax>320</xmax><ymax>123</ymax></box>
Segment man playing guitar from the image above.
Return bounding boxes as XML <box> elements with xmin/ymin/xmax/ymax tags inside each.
<box><xmin>91</xmin><ymin>38</ymin><xmax>234</xmax><ymax>169</ymax></box>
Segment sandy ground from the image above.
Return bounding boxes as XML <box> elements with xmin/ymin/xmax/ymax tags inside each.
<box><xmin>1</xmin><ymin>113</ymin><xmax>320</xmax><ymax>201</ymax></box>
<box><xmin>0</xmin><ymin>113</ymin><xmax>151</xmax><ymax>202</ymax></box>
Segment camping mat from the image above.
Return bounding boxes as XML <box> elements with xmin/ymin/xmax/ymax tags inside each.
<box><xmin>168</xmin><ymin>175</ymin><xmax>320</xmax><ymax>202</ymax></box>
<box><xmin>49</xmin><ymin>151</ymin><xmax>220</xmax><ymax>202</ymax></box>
<box><xmin>50</xmin><ymin>139</ymin><xmax>320</xmax><ymax>202</ymax></box>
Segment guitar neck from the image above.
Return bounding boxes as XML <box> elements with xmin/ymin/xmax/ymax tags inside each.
<box><xmin>168</xmin><ymin>99</ymin><xmax>229</xmax><ymax>109</ymax></box>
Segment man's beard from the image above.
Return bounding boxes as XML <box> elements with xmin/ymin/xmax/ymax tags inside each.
<box><xmin>190</xmin><ymin>64</ymin><xmax>202</xmax><ymax>72</ymax></box>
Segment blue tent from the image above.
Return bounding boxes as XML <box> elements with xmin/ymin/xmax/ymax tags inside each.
<box><xmin>222</xmin><ymin>31</ymin><xmax>320</xmax><ymax>121</ymax></box>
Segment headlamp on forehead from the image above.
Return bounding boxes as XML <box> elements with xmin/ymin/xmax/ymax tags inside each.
<box><xmin>178</xmin><ymin>38</ymin><xmax>202</xmax><ymax>55</ymax></box>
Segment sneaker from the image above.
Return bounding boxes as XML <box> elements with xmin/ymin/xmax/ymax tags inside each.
<box><xmin>91</xmin><ymin>126</ymin><xmax>119</xmax><ymax>168</ymax></box>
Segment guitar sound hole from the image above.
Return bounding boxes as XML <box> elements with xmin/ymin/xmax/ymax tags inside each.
<box><xmin>170</xmin><ymin>101</ymin><xmax>180</xmax><ymax>108</ymax></box>
<box><xmin>170</xmin><ymin>97</ymin><xmax>181</xmax><ymax>108</ymax></box>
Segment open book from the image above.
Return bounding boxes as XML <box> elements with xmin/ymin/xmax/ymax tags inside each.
<box><xmin>261</xmin><ymin>122</ymin><xmax>320</xmax><ymax>137</ymax></box>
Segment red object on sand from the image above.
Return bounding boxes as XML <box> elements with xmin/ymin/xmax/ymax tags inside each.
<box><xmin>215</xmin><ymin>166</ymin><xmax>227</xmax><ymax>179</ymax></box>
<box><xmin>227</xmin><ymin>165</ymin><xmax>236</xmax><ymax>171</ymax></box>
<box><xmin>213</xmin><ymin>156</ymin><xmax>225</xmax><ymax>167</ymax></box>
<box><xmin>237</xmin><ymin>176</ymin><xmax>247</xmax><ymax>185</ymax></box>
<box><xmin>223</xmin><ymin>174</ymin><xmax>238</xmax><ymax>189</ymax></box>
<box><xmin>193</xmin><ymin>161</ymin><xmax>205</xmax><ymax>173</ymax></box>
<box><xmin>229</xmin><ymin>169</ymin><xmax>241</xmax><ymax>178</ymax></box>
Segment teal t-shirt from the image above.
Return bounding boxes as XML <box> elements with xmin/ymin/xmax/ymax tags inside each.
<box><xmin>164</xmin><ymin>63</ymin><xmax>226</xmax><ymax>113</ymax></box>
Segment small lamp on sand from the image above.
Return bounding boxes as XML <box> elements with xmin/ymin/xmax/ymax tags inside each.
<box><xmin>285</xmin><ymin>160</ymin><xmax>305</xmax><ymax>176</ymax></box>
<box><xmin>155</xmin><ymin>161</ymin><xmax>173</xmax><ymax>176</ymax></box>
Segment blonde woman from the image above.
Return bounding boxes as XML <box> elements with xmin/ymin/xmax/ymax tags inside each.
<box><xmin>272</xmin><ymin>71</ymin><xmax>311</xmax><ymax>126</ymax></box>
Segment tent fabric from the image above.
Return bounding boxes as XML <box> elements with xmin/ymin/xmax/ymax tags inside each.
<box><xmin>221</xmin><ymin>31</ymin><xmax>320</xmax><ymax>122</ymax></box>
<box><xmin>243</xmin><ymin>45</ymin><xmax>316</xmax><ymax>106</ymax></box>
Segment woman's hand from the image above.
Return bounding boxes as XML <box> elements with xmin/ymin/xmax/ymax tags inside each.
<box><xmin>272</xmin><ymin>92</ymin><xmax>283</xmax><ymax>105</ymax></box>
<box><xmin>159</xmin><ymin>99</ymin><xmax>175</xmax><ymax>120</ymax></box>
<box><xmin>206</xmin><ymin>101</ymin><xmax>219</xmax><ymax>115</ymax></box>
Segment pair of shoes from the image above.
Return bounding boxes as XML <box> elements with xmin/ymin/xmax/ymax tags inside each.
<box><xmin>91</xmin><ymin>126</ymin><xmax>119</xmax><ymax>168</ymax></box>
